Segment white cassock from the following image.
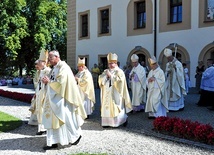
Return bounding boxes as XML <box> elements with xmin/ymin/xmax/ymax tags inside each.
<box><xmin>129</xmin><ymin>63</ymin><xmax>147</xmax><ymax>111</ymax></box>
<box><xmin>165</xmin><ymin>58</ymin><xmax>186</xmax><ymax>111</ymax></box>
<box><xmin>145</xmin><ymin>67</ymin><xmax>168</xmax><ymax>117</ymax></box>
<box><xmin>35</xmin><ymin>67</ymin><xmax>51</xmax><ymax>132</ymax></box>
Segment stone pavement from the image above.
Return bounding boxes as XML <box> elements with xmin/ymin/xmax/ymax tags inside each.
<box><xmin>0</xmin><ymin>85</ymin><xmax>214</xmax><ymax>154</ymax></box>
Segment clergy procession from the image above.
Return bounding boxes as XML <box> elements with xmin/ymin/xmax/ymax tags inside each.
<box><xmin>29</xmin><ymin>48</ymin><xmax>211</xmax><ymax>151</ymax></box>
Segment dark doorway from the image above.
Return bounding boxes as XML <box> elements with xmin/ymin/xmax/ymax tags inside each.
<box><xmin>99</xmin><ymin>56</ymin><xmax>108</xmax><ymax>72</ymax></box>
<box><xmin>172</xmin><ymin>52</ymin><xmax>182</xmax><ymax>62</ymax></box>
<box><xmin>79</xmin><ymin>57</ymin><xmax>88</xmax><ymax>67</ymax></box>
<box><xmin>137</xmin><ymin>53</ymin><xmax>146</xmax><ymax>64</ymax></box>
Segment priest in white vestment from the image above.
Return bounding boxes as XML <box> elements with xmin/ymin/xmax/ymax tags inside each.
<box><xmin>164</xmin><ymin>48</ymin><xmax>186</xmax><ymax>111</ymax></box>
<box><xmin>28</xmin><ymin>60</ymin><xmax>39</xmax><ymax>126</ymax></box>
<box><xmin>41</xmin><ymin>50</ymin><xmax>87</xmax><ymax>150</ymax></box>
<box><xmin>34</xmin><ymin>49</ymin><xmax>51</xmax><ymax>135</ymax></box>
<box><xmin>75</xmin><ymin>57</ymin><xmax>96</xmax><ymax>118</ymax></box>
<box><xmin>98</xmin><ymin>53</ymin><xmax>132</xmax><ymax>128</ymax></box>
<box><xmin>145</xmin><ymin>56</ymin><xmax>168</xmax><ymax>118</ymax></box>
<box><xmin>129</xmin><ymin>54</ymin><xmax>147</xmax><ymax>112</ymax></box>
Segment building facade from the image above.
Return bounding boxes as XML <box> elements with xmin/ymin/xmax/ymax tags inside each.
<box><xmin>67</xmin><ymin>0</ymin><xmax>214</xmax><ymax>86</ymax></box>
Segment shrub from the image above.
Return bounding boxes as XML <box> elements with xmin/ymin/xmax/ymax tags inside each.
<box><xmin>153</xmin><ymin>116</ymin><xmax>214</xmax><ymax>145</ymax></box>
<box><xmin>194</xmin><ymin>124</ymin><xmax>213</xmax><ymax>143</ymax></box>
<box><xmin>0</xmin><ymin>89</ymin><xmax>32</xmax><ymax>103</ymax></box>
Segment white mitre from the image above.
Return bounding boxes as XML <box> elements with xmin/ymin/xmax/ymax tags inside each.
<box><xmin>131</xmin><ymin>54</ymin><xmax>139</xmax><ymax>62</ymax></box>
<box><xmin>164</xmin><ymin>48</ymin><xmax>172</xmax><ymax>57</ymax></box>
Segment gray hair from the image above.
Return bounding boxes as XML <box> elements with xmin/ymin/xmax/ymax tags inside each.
<box><xmin>50</xmin><ymin>50</ymin><xmax>60</xmax><ymax>58</ymax></box>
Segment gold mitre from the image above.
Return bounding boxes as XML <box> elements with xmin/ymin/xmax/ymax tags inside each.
<box><xmin>131</xmin><ymin>54</ymin><xmax>139</xmax><ymax>62</ymax></box>
<box><xmin>77</xmin><ymin>57</ymin><xmax>85</xmax><ymax>66</ymax></box>
<box><xmin>148</xmin><ymin>56</ymin><xmax>157</xmax><ymax>65</ymax></box>
<box><xmin>107</xmin><ymin>53</ymin><xmax>118</xmax><ymax>63</ymax></box>
<box><xmin>164</xmin><ymin>48</ymin><xmax>172</xmax><ymax>57</ymax></box>
<box><xmin>39</xmin><ymin>49</ymin><xmax>48</xmax><ymax>62</ymax></box>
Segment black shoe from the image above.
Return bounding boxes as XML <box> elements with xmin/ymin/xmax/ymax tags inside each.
<box><xmin>71</xmin><ymin>136</ymin><xmax>82</xmax><ymax>145</ymax></box>
<box><xmin>148</xmin><ymin>116</ymin><xmax>156</xmax><ymax>119</ymax></box>
<box><xmin>139</xmin><ymin>109</ymin><xmax>145</xmax><ymax>112</ymax></box>
<box><xmin>123</xmin><ymin>120</ymin><xmax>128</xmax><ymax>127</ymax></box>
<box><xmin>207</xmin><ymin>107</ymin><xmax>214</xmax><ymax>111</ymax></box>
<box><xmin>86</xmin><ymin>115</ymin><xmax>90</xmax><ymax>119</ymax></box>
<box><xmin>169</xmin><ymin>110</ymin><xmax>179</xmax><ymax>112</ymax></box>
<box><xmin>102</xmin><ymin>126</ymin><xmax>109</xmax><ymax>128</ymax></box>
<box><xmin>43</xmin><ymin>144</ymin><xmax>58</xmax><ymax>150</ymax></box>
<box><xmin>129</xmin><ymin>110</ymin><xmax>133</xmax><ymax>113</ymax></box>
<box><xmin>179</xmin><ymin>107</ymin><xmax>184</xmax><ymax>111</ymax></box>
<box><xmin>36</xmin><ymin>131</ymin><xmax>46</xmax><ymax>135</ymax></box>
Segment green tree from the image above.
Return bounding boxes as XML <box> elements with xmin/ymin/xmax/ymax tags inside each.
<box><xmin>0</xmin><ymin>0</ymin><xmax>67</xmax><ymax>76</ymax></box>
<box><xmin>0</xmin><ymin>0</ymin><xmax>28</xmax><ymax>76</ymax></box>
<box><xmin>21</xmin><ymin>0</ymin><xmax>67</xmax><ymax>75</ymax></box>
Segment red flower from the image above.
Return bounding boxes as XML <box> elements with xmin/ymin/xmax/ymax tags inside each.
<box><xmin>153</xmin><ymin>117</ymin><xmax>214</xmax><ymax>145</ymax></box>
<box><xmin>162</xmin><ymin>117</ymin><xmax>180</xmax><ymax>132</ymax></box>
<box><xmin>194</xmin><ymin>124</ymin><xmax>213</xmax><ymax>143</ymax></box>
<box><xmin>207</xmin><ymin>131</ymin><xmax>214</xmax><ymax>145</ymax></box>
<box><xmin>153</xmin><ymin>116</ymin><xmax>169</xmax><ymax>131</ymax></box>
<box><xmin>0</xmin><ymin>89</ymin><xmax>33</xmax><ymax>103</ymax></box>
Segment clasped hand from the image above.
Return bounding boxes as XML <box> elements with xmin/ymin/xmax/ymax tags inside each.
<box><xmin>148</xmin><ymin>76</ymin><xmax>155</xmax><ymax>83</ymax></box>
<box><xmin>106</xmin><ymin>70</ymin><xmax>111</xmax><ymax>78</ymax></box>
<box><xmin>42</xmin><ymin>76</ymin><xmax>50</xmax><ymax>84</ymax></box>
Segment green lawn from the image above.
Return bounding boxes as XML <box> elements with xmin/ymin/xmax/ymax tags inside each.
<box><xmin>0</xmin><ymin>111</ymin><xmax>23</xmax><ymax>132</ymax></box>
<box><xmin>0</xmin><ymin>111</ymin><xmax>107</xmax><ymax>155</ymax></box>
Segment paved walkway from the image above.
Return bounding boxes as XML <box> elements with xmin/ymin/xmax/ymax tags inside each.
<box><xmin>0</xmin><ymin>85</ymin><xmax>214</xmax><ymax>155</ymax></box>
<box><xmin>0</xmin><ymin>84</ymin><xmax>35</xmax><ymax>95</ymax></box>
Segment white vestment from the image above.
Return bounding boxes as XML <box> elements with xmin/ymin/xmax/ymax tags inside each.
<box><xmin>35</xmin><ymin>67</ymin><xmax>51</xmax><ymax>132</ymax></box>
<box><xmin>42</xmin><ymin>61</ymin><xmax>85</xmax><ymax>146</ymax></box>
<box><xmin>145</xmin><ymin>67</ymin><xmax>168</xmax><ymax>117</ymax></box>
<box><xmin>129</xmin><ymin>63</ymin><xmax>147</xmax><ymax>111</ymax></box>
<box><xmin>184</xmin><ymin>67</ymin><xmax>190</xmax><ymax>93</ymax></box>
<box><xmin>28</xmin><ymin>71</ymin><xmax>40</xmax><ymax>126</ymax></box>
<box><xmin>165</xmin><ymin>58</ymin><xmax>186</xmax><ymax>111</ymax></box>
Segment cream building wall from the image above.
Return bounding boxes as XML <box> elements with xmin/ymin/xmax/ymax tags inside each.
<box><xmin>67</xmin><ymin>0</ymin><xmax>214</xmax><ymax>87</ymax></box>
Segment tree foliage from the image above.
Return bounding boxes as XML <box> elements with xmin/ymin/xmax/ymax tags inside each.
<box><xmin>0</xmin><ymin>0</ymin><xmax>67</xmax><ymax>76</ymax></box>
<box><xmin>0</xmin><ymin>0</ymin><xmax>28</xmax><ymax>75</ymax></box>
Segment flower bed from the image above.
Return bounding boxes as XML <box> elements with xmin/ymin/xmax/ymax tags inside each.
<box><xmin>0</xmin><ymin>89</ymin><xmax>32</xmax><ymax>103</ymax></box>
<box><xmin>153</xmin><ymin>116</ymin><xmax>214</xmax><ymax>145</ymax></box>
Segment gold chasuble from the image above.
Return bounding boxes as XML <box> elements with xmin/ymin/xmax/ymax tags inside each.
<box><xmin>99</xmin><ymin>67</ymin><xmax>132</xmax><ymax>118</ymax></box>
<box><xmin>76</xmin><ymin>69</ymin><xmax>95</xmax><ymax>104</ymax></box>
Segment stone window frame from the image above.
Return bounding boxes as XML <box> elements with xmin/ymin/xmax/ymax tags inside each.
<box><xmin>97</xmin><ymin>5</ymin><xmax>111</xmax><ymax>37</ymax></box>
<box><xmin>135</xmin><ymin>0</ymin><xmax>146</xmax><ymax>29</ymax></box>
<box><xmin>204</xmin><ymin>0</ymin><xmax>214</xmax><ymax>22</ymax></box>
<box><xmin>199</xmin><ymin>0</ymin><xmax>214</xmax><ymax>28</ymax></box>
<box><xmin>127</xmin><ymin>0</ymin><xmax>153</xmax><ymax>36</ymax></box>
<box><xmin>159</xmin><ymin>0</ymin><xmax>191</xmax><ymax>32</ymax></box>
<box><xmin>78</xmin><ymin>10</ymin><xmax>90</xmax><ymax>40</ymax></box>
